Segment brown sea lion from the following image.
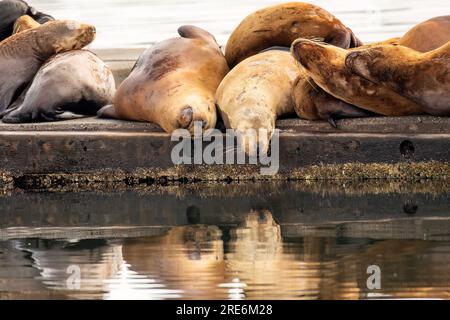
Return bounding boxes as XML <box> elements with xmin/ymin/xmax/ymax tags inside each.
<box><xmin>1</xmin><ymin>50</ymin><xmax>116</xmax><ymax>123</ymax></box>
<box><xmin>0</xmin><ymin>0</ymin><xmax>54</xmax><ymax>41</ymax></box>
<box><xmin>98</xmin><ymin>25</ymin><xmax>229</xmax><ymax>133</ymax></box>
<box><xmin>398</xmin><ymin>16</ymin><xmax>450</xmax><ymax>52</ymax></box>
<box><xmin>225</xmin><ymin>2</ymin><xmax>363</xmax><ymax>68</ymax></box>
<box><xmin>0</xmin><ymin>20</ymin><xmax>96</xmax><ymax>113</ymax></box>
<box><xmin>12</xmin><ymin>14</ymin><xmax>40</xmax><ymax>34</ymax></box>
<box><xmin>290</xmin><ymin>39</ymin><xmax>424</xmax><ymax>116</ymax></box>
<box><xmin>216</xmin><ymin>50</ymin><xmax>300</xmax><ymax>155</ymax></box>
<box><xmin>346</xmin><ymin>41</ymin><xmax>450</xmax><ymax>116</ymax></box>
<box><xmin>292</xmin><ymin>75</ymin><xmax>376</xmax><ymax>127</ymax></box>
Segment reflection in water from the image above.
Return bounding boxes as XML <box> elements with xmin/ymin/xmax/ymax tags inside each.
<box><xmin>1</xmin><ymin>209</ymin><xmax>449</xmax><ymax>300</ymax></box>
<box><xmin>118</xmin><ymin>225</ymin><xmax>225</xmax><ymax>300</ymax></box>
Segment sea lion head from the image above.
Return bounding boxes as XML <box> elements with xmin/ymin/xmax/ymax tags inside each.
<box><xmin>47</xmin><ymin>20</ymin><xmax>96</xmax><ymax>53</ymax></box>
<box><xmin>291</xmin><ymin>38</ymin><xmax>343</xmax><ymax>75</ymax></box>
<box><xmin>175</xmin><ymin>93</ymin><xmax>217</xmax><ymax>133</ymax></box>
<box><xmin>345</xmin><ymin>44</ymin><xmax>418</xmax><ymax>84</ymax></box>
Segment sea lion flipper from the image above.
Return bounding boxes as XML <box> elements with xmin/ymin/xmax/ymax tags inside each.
<box><xmin>178</xmin><ymin>25</ymin><xmax>218</xmax><ymax>46</ymax></box>
<box><xmin>97</xmin><ymin>104</ymin><xmax>119</xmax><ymax>119</ymax></box>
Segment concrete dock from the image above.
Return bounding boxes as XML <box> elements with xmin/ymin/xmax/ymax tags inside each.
<box><xmin>0</xmin><ymin>49</ymin><xmax>449</xmax><ymax>188</ymax></box>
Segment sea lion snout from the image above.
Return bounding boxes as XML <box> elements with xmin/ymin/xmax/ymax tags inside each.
<box><xmin>177</xmin><ymin>105</ymin><xmax>213</xmax><ymax>132</ymax></box>
<box><xmin>291</xmin><ymin>39</ymin><xmax>326</xmax><ymax>70</ymax></box>
<box><xmin>79</xmin><ymin>24</ymin><xmax>96</xmax><ymax>43</ymax></box>
<box><xmin>178</xmin><ymin>106</ymin><xmax>194</xmax><ymax>129</ymax></box>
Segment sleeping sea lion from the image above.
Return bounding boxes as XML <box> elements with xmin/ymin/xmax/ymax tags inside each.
<box><xmin>346</xmin><ymin>41</ymin><xmax>450</xmax><ymax>116</ymax></box>
<box><xmin>225</xmin><ymin>2</ymin><xmax>363</xmax><ymax>68</ymax></box>
<box><xmin>0</xmin><ymin>20</ymin><xmax>96</xmax><ymax>113</ymax></box>
<box><xmin>398</xmin><ymin>16</ymin><xmax>450</xmax><ymax>52</ymax></box>
<box><xmin>290</xmin><ymin>39</ymin><xmax>424</xmax><ymax>116</ymax></box>
<box><xmin>98</xmin><ymin>25</ymin><xmax>229</xmax><ymax>133</ymax></box>
<box><xmin>1</xmin><ymin>50</ymin><xmax>116</xmax><ymax>123</ymax></box>
<box><xmin>216</xmin><ymin>50</ymin><xmax>300</xmax><ymax>155</ymax></box>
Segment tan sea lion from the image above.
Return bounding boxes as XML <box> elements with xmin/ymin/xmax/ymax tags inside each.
<box><xmin>225</xmin><ymin>2</ymin><xmax>363</xmax><ymax>68</ymax></box>
<box><xmin>12</xmin><ymin>14</ymin><xmax>40</xmax><ymax>34</ymax></box>
<box><xmin>215</xmin><ymin>50</ymin><xmax>300</xmax><ymax>155</ymax></box>
<box><xmin>0</xmin><ymin>20</ymin><xmax>96</xmax><ymax>113</ymax></box>
<box><xmin>290</xmin><ymin>39</ymin><xmax>424</xmax><ymax>116</ymax></box>
<box><xmin>346</xmin><ymin>41</ymin><xmax>450</xmax><ymax>116</ymax></box>
<box><xmin>292</xmin><ymin>75</ymin><xmax>376</xmax><ymax>127</ymax></box>
<box><xmin>398</xmin><ymin>16</ymin><xmax>450</xmax><ymax>52</ymax></box>
<box><xmin>98</xmin><ymin>25</ymin><xmax>229</xmax><ymax>133</ymax></box>
<box><xmin>1</xmin><ymin>50</ymin><xmax>116</xmax><ymax>123</ymax></box>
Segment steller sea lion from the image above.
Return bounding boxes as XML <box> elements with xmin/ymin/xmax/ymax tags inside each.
<box><xmin>291</xmin><ymin>75</ymin><xmax>376</xmax><ymax>127</ymax></box>
<box><xmin>0</xmin><ymin>0</ymin><xmax>54</xmax><ymax>41</ymax></box>
<box><xmin>215</xmin><ymin>50</ymin><xmax>300</xmax><ymax>155</ymax></box>
<box><xmin>398</xmin><ymin>16</ymin><xmax>450</xmax><ymax>52</ymax></box>
<box><xmin>0</xmin><ymin>20</ymin><xmax>96</xmax><ymax>113</ymax></box>
<box><xmin>1</xmin><ymin>50</ymin><xmax>116</xmax><ymax>123</ymax></box>
<box><xmin>290</xmin><ymin>39</ymin><xmax>424</xmax><ymax>116</ymax></box>
<box><xmin>225</xmin><ymin>2</ymin><xmax>363</xmax><ymax>68</ymax></box>
<box><xmin>98</xmin><ymin>25</ymin><xmax>229</xmax><ymax>133</ymax></box>
<box><xmin>12</xmin><ymin>14</ymin><xmax>40</xmax><ymax>34</ymax></box>
<box><xmin>346</xmin><ymin>41</ymin><xmax>450</xmax><ymax>116</ymax></box>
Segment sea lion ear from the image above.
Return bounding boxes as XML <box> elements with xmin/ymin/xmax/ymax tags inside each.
<box><xmin>178</xmin><ymin>25</ymin><xmax>218</xmax><ymax>46</ymax></box>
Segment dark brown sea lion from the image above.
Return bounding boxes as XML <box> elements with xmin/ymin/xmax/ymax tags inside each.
<box><xmin>346</xmin><ymin>41</ymin><xmax>450</xmax><ymax>116</ymax></box>
<box><xmin>0</xmin><ymin>20</ymin><xmax>96</xmax><ymax>113</ymax></box>
<box><xmin>1</xmin><ymin>50</ymin><xmax>116</xmax><ymax>123</ymax></box>
<box><xmin>225</xmin><ymin>2</ymin><xmax>363</xmax><ymax>68</ymax></box>
<box><xmin>291</xmin><ymin>39</ymin><xmax>424</xmax><ymax>116</ymax></box>
<box><xmin>0</xmin><ymin>0</ymin><xmax>54</xmax><ymax>41</ymax></box>
<box><xmin>98</xmin><ymin>25</ymin><xmax>229</xmax><ymax>133</ymax></box>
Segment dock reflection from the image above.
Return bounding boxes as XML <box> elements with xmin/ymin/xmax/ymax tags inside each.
<box><xmin>1</xmin><ymin>208</ymin><xmax>449</xmax><ymax>300</ymax></box>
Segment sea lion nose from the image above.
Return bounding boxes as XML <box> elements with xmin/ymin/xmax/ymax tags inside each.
<box><xmin>291</xmin><ymin>39</ymin><xmax>311</xmax><ymax>66</ymax></box>
<box><xmin>178</xmin><ymin>106</ymin><xmax>193</xmax><ymax>129</ymax></box>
